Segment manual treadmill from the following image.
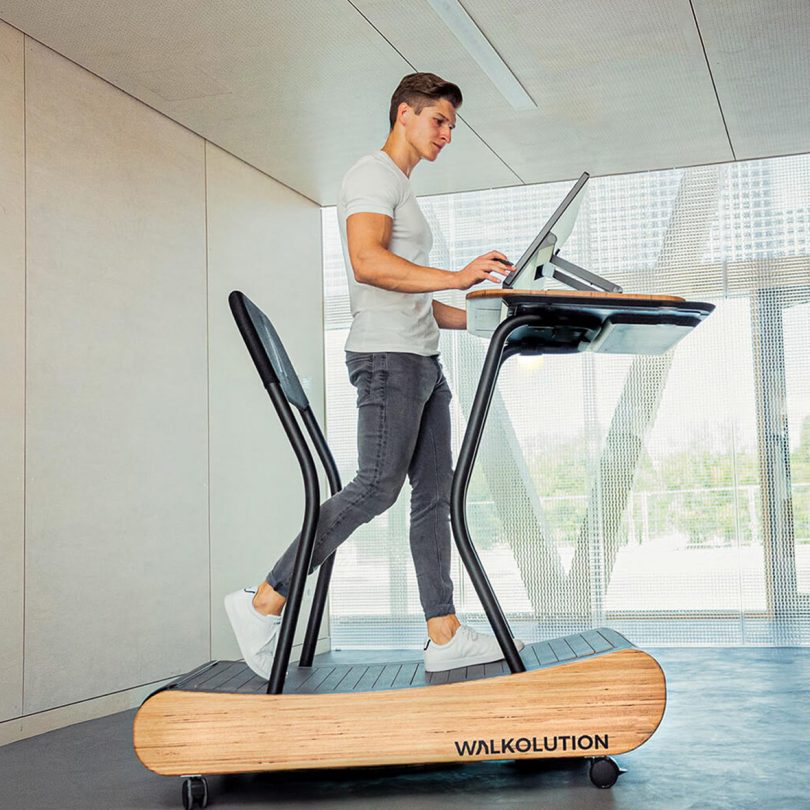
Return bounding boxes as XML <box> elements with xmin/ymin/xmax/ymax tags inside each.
<box><xmin>133</xmin><ymin>173</ymin><xmax>713</xmax><ymax>809</ymax></box>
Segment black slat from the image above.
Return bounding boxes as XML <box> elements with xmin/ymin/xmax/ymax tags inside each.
<box><xmin>519</xmin><ymin>648</ymin><xmax>536</xmax><ymax>669</ymax></box>
<box><xmin>354</xmin><ymin>665</ymin><xmax>386</xmax><ymax>692</ymax></box>
<box><xmin>567</xmin><ymin>633</ymin><xmax>596</xmax><ymax>658</ymax></box>
<box><xmin>597</xmin><ymin>627</ymin><xmax>633</xmax><ymax>649</ymax></box>
<box><xmin>372</xmin><ymin>665</ymin><xmax>402</xmax><ymax>691</ymax></box>
<box><xmin>172</xmin><ymin>661</ymin><xmax>219</xmax><ymax>689</ymax></box>
<box><xmin>582</xmin><ymin>629</ymin><xmax>616</xmax><ymax>653</ymax></box>
<box><xmin>447</xmin><ymin>666</ymin><xmax>468</xmax><ymax>683</ymax></box>
<box><xmin>410</xmin><ymin>663</ymin><xmax>428</xmax><ymax>687</ymax></box>
<box><xmin>178</xmin><ymin>662</ymin><xmax>228</xmax><ymax>690</ymax></box>
<box><xmin>427</xmin><ymin>669</ymin><xmax>450</xmax><ymax>685</ymax></box>
<box><xmin>216</xmin><ymin>665</ymin><xmax>257</xmax><ymax>692</ymax></box>
<box><xmin>466</xmin><ymin>664</ymin><xmax>486</xmax><ymax>681</ymax></box>
<box><xmin>526</xmin><ymin>644</ymin><xmax>542</xmax><ymax>669</ymax></box>
<box><xmin>330</xmin><ymin>666</ymin><xmax>363</xmax><ymax>693</ymax></box>
<box><xmin>297</xmin><ymin>666</ymin><xmax>337</xmax><ymax>693</ymax></box>
<box><xmin>236</xmin><ymin>675</ymin><xmax>266</xmax><ymax>693</ymax></box>
<box><xmin>314</xmin><ymin>666</ymin><xmax>354</xmax><ymax>693</ymax></box>
<box><xmin>342</xmin><ymin>666</ymin><xmax>369</xmax><ymax>692</ymax></box>
<box><xmin>534</xmin><ymin>641</ymin><xmax>558</xmax><ymax>666</ymax></box>
<box><xmin>282</xmin><ymin>666</ymin><xmax>320</xmax><ymax>692</ymax></box>
<box><xmin>392</xmin><ymin>663</ymin><xmax>420</xmax><ymax>690</ymax></box>
<box><xmin>484</xmin><ymin>660</ymin><xmax>508</xmax><ymax>677</ymax></box>
<box><xmin>549</xmin><ymin>637</ymin><xmax>576</xmax><ymax>661</ymax></box>
<box><xmin>193</xmin><ymin>661</ymin><xmax>246</xmax><ymax>690</ymax></box>
<box><xmin>288</xmin><ymin>667</ymin><xmax>329</xmax><ymax>693</ymax></box>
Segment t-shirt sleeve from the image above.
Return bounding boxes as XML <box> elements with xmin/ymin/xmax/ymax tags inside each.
<box><xmin>342</xmin><ymin>160</ymin><xmax>402</xmax><ymax>219</ymax></box>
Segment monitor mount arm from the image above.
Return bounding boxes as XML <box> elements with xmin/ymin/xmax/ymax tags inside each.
<box><xmin>537</xmin><ymin>234</ymin><xmax>623</xmax><ymax>293</ymax></box>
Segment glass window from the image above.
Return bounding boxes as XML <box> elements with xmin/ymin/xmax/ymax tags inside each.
<box><xmin>322</xmin><ymin>154</ymin><xmax>810</xmax><ymax>648</ymax></box>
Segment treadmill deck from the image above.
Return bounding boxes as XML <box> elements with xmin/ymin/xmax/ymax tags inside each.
<box><xmin>164</xmin><ymin>627</ymin><xmax>633</xmax><ymax>697</ymax></box>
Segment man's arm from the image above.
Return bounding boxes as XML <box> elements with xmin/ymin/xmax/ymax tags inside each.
<box><xmin>347</xmin><ymin>212</ymin><xmax>510</xmax><ymax>293</ymax></box>
<box><xmin>433</xmin><ymin>300</ymin><xmax>467</xmax><ymax>330</ymax></box>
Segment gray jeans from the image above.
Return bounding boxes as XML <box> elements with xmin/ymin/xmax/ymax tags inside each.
<box><xmin>267</xmin><ymin>351</ymin><xmax>456</xmax><ymax>620</ymax></box>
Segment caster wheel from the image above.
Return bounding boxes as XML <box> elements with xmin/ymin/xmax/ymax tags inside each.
<box><xmin>589</xmin><ymin>756</ymin><xmax>624</xmax><ymax>789</ymax></box>
<box><xmin>181</xmin><ymin>776</ymin><xmax>209</xmax><ymax>809</ymax></box>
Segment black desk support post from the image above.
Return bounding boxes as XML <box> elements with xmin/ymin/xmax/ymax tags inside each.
<box><xmin>450</xmin><ymin>312</ymin><xmax>549</xmax><ymax>675</ymax></box>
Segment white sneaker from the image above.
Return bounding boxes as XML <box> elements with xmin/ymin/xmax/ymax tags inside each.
<box><xmin>224</xmin><ymin>587</ymin><xmax>282</xmax><ymax>680</ymax></box>
<box><xmin>424</xmin><ymin>624</ymin><xmax>525</xmax><ymax>672</ymax></box>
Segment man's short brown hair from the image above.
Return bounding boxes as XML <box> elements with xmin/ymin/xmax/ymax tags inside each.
<box><xmin>388</xmin><ymin>73</ymin><xmax>462</xmax><ymax>129</ymax></box>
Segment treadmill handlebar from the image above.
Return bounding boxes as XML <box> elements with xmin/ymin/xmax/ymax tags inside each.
<box><xmin>262</xmin><ymin>382</ymin><xmax>321</xmax><ymax>694</ymax></box>
<box><xmin>229</xmin><ymin>291</ymin><xmax>310</xmax><ymax>411</ymax></box>
<box><xmin>229</xmin><ymin>290</ymin><xmax>337</xmax><ymax>692</ymax></box>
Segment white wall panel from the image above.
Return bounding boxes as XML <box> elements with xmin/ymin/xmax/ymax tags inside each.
<box><xmin>0</xmin><ymin>20</ymin><xmax>25</xmax><ymax>723</ymax></box>
<box><xmin>206</xmin><ymin>143</ymin><xmax>325</xmax><ymax>659</ymax></box>
<box><xmin>24</xmin><ymin>39</ymin><xmax>209</xmax><ymax>714</ymax></box>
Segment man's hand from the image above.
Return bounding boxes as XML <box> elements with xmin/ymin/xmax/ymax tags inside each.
<box><xmin>453</xmin><ymin>251</ymin><xmax>513</xmax><ymax>290</ymax></box>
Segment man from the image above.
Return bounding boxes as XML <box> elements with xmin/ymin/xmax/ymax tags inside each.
<box><xmin>226</xmin><ymin>72</ymin><xmax>522</xmax><ymax>678</ymax></box>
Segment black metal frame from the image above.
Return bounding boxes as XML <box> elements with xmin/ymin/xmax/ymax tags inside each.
<box><xmin>229</xmin><ymin>291</ymin><xmax>592</xmax><ymax>687</ymax></box>
<box><xmin>298</xmin><ymin>408</ymin><xmax>342</xmax><ymax>667</ymax></box>
<box><xmin>548</xmin><ymin>252</ymin><xmax>622</xmax><ymax>293</ymax></box>
<box><xmin>230</xmin><ymin>288</ymin><xmax>714</xmax><ymax>689</ymax></box>
<box><xmin>449</xmin><ymin>312</ymin><xmax>549</xmax><ymax>674</ymax></box>
<box><xmin>229</xmin><ymin>292</ymin><xmax>341</xmax><ymax>694</ymax></box>
<box><xmin>229</xmin><ymin>289</ymin><xmax>534</xmax><ymax>690</ymax></box>
<box><xmin>451</xmin><ymin>293</ymin><xmax>716</xmax><ymax>671</ymax></box>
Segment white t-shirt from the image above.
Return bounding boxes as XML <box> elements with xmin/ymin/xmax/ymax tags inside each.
<box><xmin>337</xmin><ymin>150</ymin><xmax>439</xmax><ymax>356</ymax></box>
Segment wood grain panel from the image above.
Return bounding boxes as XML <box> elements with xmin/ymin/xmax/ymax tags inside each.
<box><xmin>134</xmin><ymin>648</ymin><xmax>666</xmax><ymax>775</ymax></box>
<box><xmin>467</xmin><ymin>289</ymin><xmax>686</xmax><ymax>302</ymax></box>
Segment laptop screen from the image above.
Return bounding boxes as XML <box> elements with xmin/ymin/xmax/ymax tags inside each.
<box><xmin>502</xmin><ymin>172</ymin><xmax>589</xmax><ymax>289</ymax></box>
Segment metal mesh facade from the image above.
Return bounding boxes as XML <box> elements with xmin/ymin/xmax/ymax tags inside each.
<box><xmin>322</xmin><ymin>155</ymin><xmax>810</xmax><ymax>648</ymax></box>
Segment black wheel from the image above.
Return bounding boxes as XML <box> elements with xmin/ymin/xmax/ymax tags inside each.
<box><xmin>181</xmin><ymin>776</ymin><xmax>209</xmax><ymax>809</ymax></box>
<box><xmin>589</xmin><ymin>756</ymin><xmax>623</xmax><ymax>788</ymax></box>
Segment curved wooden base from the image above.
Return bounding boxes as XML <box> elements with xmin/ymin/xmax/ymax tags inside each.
<box><xmin>134</xmin><ymin>647</ymin><xmax>666</xmax><ymax>776</ymax></box>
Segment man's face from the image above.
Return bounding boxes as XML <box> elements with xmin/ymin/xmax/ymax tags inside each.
<box><xmin>402</xmin><ymin>97</ymin><xmax>456</xmax><ymax>161</ymax></box>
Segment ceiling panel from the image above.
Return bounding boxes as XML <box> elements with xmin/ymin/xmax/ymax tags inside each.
<box><xmin>355</xmin><ymin>0</ymin><xmax>733</xmax><ymax>184</ymax></box>
<box><xmin>0</xmin><ymin>0</ymin><xmax>808</xmax><ymax>203</ymax></box>
<box><xmin>0</xmin><ymin>0</ymin><xmax>518</xmax><ymax>203</ymax></box>
<box><xmin>693</xmin><ymin>0</ymin><xmax>810</xmax><ymax>160</ymax></box>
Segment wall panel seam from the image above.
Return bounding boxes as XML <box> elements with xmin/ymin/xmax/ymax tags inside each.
<box><xmin>22</xmin><ymin>29</ymin><xmax>28</xmax><ymax>720</ymax></box>
<box><xmin>205</xmin><ymin>140</ymin><xmax>212</xmax><ymax>662</ymax></box>
<box><xmin>688</xmin><ymin>0</ymin><xmax>736</xmax><ymax>160</ymax></box>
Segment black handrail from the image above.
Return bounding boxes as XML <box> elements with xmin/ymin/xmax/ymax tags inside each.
<box><xmin>228</xmin><ymin>291</ymin><xmax>335</xmax><ymax>693</ymax></box>
<box><xmin>298</xmin><ymin>408</ymin><xmax>342</xmax><ymax>666</ymax></box>
<box><xmin>261</xmin><ymin>385</ymin><xmax>321</xmax><ymax>694</ymax></box>
<box><xmin>230</xmin><ymin>288</ymin><xmax>543</xmax><ymax>684</ymax></box>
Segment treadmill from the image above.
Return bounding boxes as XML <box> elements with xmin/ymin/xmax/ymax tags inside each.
<box><xmin>134</xmin><ymin>174</ymin><xmax>713</xmax><ymax>808</ymax></box>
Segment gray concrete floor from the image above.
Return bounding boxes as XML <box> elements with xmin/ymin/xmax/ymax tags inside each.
<box><xmin>1</xmin><ymin>647</ymin><xmax>809</xmax><ymax>810</ymax></box>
